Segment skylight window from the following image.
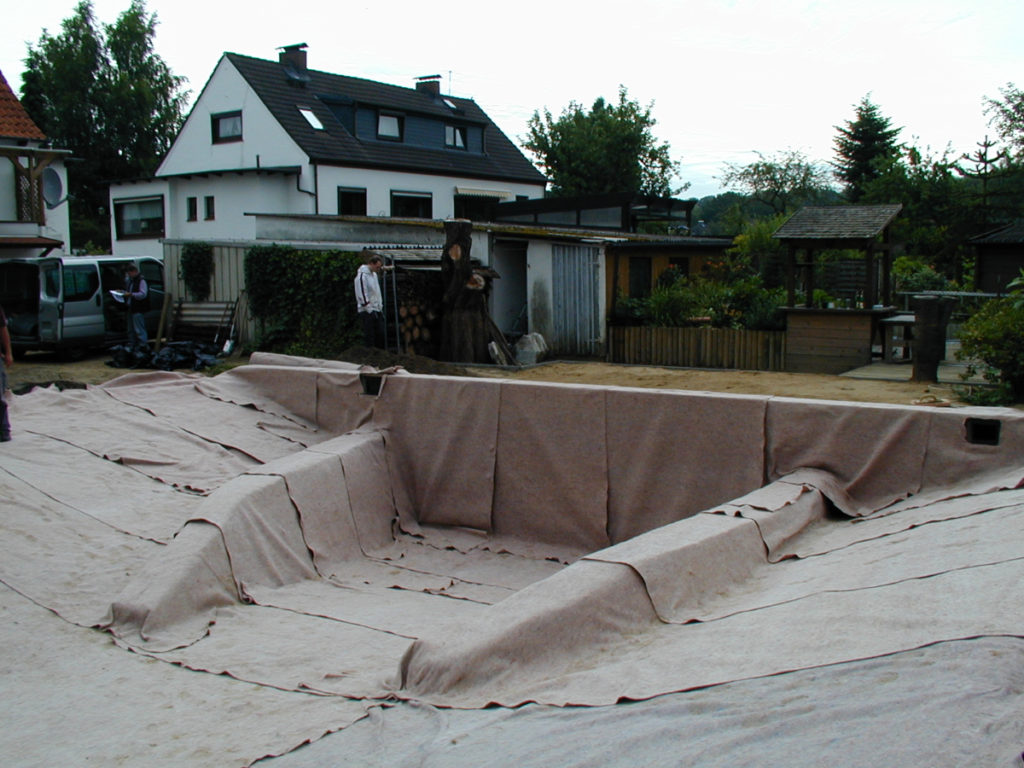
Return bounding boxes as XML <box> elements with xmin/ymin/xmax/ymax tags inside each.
<box><xmin>299</xmin><ymin>107</ymin><xmax>324</xmax><ymax>130</ymax></box>
<box><xmin>443</xmin><ymin>98</ymin><xmax>457</xmax><ymax>110</ymax></box>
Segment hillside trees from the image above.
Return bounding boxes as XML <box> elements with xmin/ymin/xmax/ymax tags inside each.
<box><xmin>523</xmin><ymin>86</ymin><xmax>685</xmax><ymax>197</ymax></box>
<box><xmin>720</xmin><ymin>149</ymin><xmax>836</xmax><ymax>215</ymax></box>
<box><xmin>20</xmin><ymin>0</ymin><xmax>188</xmax><ymax>249</ymax></box>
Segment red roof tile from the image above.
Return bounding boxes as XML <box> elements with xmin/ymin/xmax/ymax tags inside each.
<box><xmin>0</xmin><ymin>69</ymin><xmax>46</xmax><ymax>141</ymax></box>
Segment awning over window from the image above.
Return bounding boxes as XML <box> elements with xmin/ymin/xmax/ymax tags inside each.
<box><xmin>454</xmin><ymin>186</ymin><xmax>513</xmax><ymax>200</ymax></box>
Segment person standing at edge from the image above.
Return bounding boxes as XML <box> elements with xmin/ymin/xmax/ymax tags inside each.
<box><xmin>354</xmin><ymin>255</ymin><xmax>386</xmax><ymax>348</ymax></box>
<box><xmin>0</xmin><ymin>302</ymin><xmax>13</xmax><ymax>442</ymax></box>
<box><xmin>123</xmin><ymin>262</ymin><xmax>150</xmax><ymax>349</ymax></box>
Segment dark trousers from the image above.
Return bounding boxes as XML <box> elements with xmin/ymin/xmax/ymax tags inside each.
<box><xmin>360</xmin><ymin>311</ymin><xmax>385</xmax><ymax>348</ymax></box>
<box><xmin>0</xmin><ymin>364</ymin><xmax>9</xmax><ymax>438</ymax></box>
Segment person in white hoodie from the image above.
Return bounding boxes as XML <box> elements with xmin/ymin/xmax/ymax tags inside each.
<box><xmin>354</xmin><ymin>255</ymin><xmax>385</xmax><ymax>348</ymax></box>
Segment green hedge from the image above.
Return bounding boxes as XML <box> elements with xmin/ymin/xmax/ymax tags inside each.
<box><xmin>180</xmin><ymin>242</ymin><xmax>214</xmax><ymax>301</ymax></box>
<box><xmin>244</xmin><ymin>245</ymin><xmax>364</xmax><ymax>357</ymax></box>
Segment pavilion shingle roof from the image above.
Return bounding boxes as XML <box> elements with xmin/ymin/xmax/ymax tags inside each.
<box><xmin>0</xmin><ymin>70</ymin><xmax>46</xmax><ymax>141</ymax></box>
<box><xmin>773</xmin><ymin>204</ymin><xmax>902</xmax><ymax>242</ymax></box>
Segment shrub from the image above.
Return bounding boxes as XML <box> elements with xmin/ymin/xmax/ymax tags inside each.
<box><xmin>631</xmin><ymin>276</ymin><xmax>786</xmax><ymax>331</ymax></box>
<box><xmin>244</xmin><ymin>245</ymin><xmax>365</xmax><ymax>357</ymax></box>
<box><xmin>957</xmin><ymin>295</ymin><xmax>1024</xmax><ymax>403</ymax></box>
<box><xmin>180</xmin><ymin>242</ymin><xmax>214</xmax><ymax>301</ymax></box>
<box><xmin>892</xmin><ymin>255</ymin><xmax>950</xmax><ymax>293</ymax></box>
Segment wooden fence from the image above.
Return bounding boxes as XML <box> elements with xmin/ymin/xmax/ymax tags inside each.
<box><xmin>163</xmin><ymin>241</ymin><xmax>251</xmax><ymax>345</ymax></box>
<box><xmin>607</xmin><ymin>325</ymin><xmax>787</xmax><ymax>371</ymax></box>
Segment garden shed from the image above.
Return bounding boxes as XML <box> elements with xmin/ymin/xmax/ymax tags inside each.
<box><xmin>773</xmin><ymin>204</ymin><xmax>902</xmax><ymax>374</ymax></box>
<box><xmin>970</xmin><ymin>219</ymin><xmax>1024</xmax><ymax>293</ymax></box>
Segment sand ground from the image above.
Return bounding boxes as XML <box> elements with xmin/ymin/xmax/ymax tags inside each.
<box><xmin>3</xmin><ymin>348</ymin><xmax>986</xmax><ymax>407</ymax></box>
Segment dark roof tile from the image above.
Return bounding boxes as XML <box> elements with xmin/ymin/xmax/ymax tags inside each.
<box><xmin>224</xmin><ymin>53</ymin><xmax>545</xmax><ymax>186</ymax></box>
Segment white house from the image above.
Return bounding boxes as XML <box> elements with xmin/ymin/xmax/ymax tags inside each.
<box><xmin>0</xmin><ymin>70</ymin><xmax>71</xmax><ymax>259</ymax></box>
<box><xmin>108</xmin><ymin>44</ymin><xmax>547</xmax><ymax>258</ymax></box>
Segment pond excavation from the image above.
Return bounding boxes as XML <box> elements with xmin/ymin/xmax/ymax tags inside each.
<box><xmin>2</xmin><ymin>352</ymin><xmax>1023</xmax><ymax>766</ymax></box>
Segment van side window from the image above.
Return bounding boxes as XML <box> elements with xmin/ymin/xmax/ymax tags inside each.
<box><xmin>63</xmin><ymin>265</ymin><xmax>100</xmax><ymax>302</ymax></box>
<box><xmin>43</xmin><ymin>265</ymin><xmax>61</xmax><ymax>298</ymax></box>
<box><xmin>140</xmin><ymin>261</ymin><xmax>164</xmax><ymax>291</ymax></box>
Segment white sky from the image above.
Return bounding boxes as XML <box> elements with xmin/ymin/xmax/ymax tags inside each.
<box><xmin>2</xmin><ymin>0</ymin><xmax>1022</xmax><ymax>198</ymax></box>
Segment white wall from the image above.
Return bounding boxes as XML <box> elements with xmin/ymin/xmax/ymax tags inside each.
<box><xmin>158</xmin><ymin>58</ymin><xmax>307</xmax><ymax>177</ymax></box>
<box><xmin>109</xmin><ymin>178</ymin><xmax>170</xmax><ymax>259</ymax></box>
<box><xmin>315</xmin><ymin>165</ymin><xmax>543</xmax><ymax>219</ymax></box>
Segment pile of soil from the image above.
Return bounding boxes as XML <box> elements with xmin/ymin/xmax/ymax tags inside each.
<box><xmin>335</xmin><ymin>346</ymin><xmax>473</xmax><ymax>377</ymax></box>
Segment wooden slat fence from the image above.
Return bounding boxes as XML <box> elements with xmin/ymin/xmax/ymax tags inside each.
<box><xmin>163</xmin><ymin>241</ymin><xmax>250</xmax><ymax>346</ymax></box>
<box><xmin>608</xmin><ymin>325</ymin><xmax>787</xmax><ymax>371</ymax></box>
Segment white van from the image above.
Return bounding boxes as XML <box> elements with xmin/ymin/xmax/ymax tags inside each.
<box><xmin>0</xmin><ymin>255</ymin><xmax>165</xmax><ymax>357</ymax></box>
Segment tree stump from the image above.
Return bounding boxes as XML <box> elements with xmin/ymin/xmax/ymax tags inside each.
<box><xmin>911</xmin><ymin>294</ymin><xmax>955</xmax><ymax>383</ymax></box>
<box><xmin>439</xmin><ymin>219</ymin><xmax>498</xmax><ymax>363</ymax></box>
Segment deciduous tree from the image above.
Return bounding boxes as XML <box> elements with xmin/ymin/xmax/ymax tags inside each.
<box><xmin>984</xmin><ymin>82</ymin><xmax>1024</xmax><ymax>158</ymax></box>
<box><xmin>21</xmin><ymin>0</ymin><xmax>188</xmax><ymax>249</ymax></box>
<box><xmin>523</xmin><ymin>86</ymin><xmax>685</xmax><ymax>198</ymax></box>
<box><xmin>720</xmin><ymin>149</ymin><xmax>834</xmax><ymax>215</ymax></box>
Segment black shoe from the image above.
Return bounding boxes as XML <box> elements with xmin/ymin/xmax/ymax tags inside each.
<box><xmin>0</xmin><ymin>434</ymin><xmax>10</xmax><ymax>442</ymax></box>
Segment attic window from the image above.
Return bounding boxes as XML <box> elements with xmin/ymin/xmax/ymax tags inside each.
<box><xmin>299</xmin><ymin>107</ymin><xmax>324</xmax><ymax>130</ymax></box>
<box><xmin>377</xmin><ymin>113</ymin><xmax>403</xmax><ymax>141</ymax></box>
<box><xmin>445</xmin><ymin>125</ymin><xmax>466</xmax><ymax>149</ymax></box>
<box><xmin>443</xmin><ymin>98</ymin><xmax>457</xmax><ymax>110</ymax></box>
<box><xmin>212</xmin><ymin>110</ymin><xmax>242</xmax><ymax>143</ymax></box>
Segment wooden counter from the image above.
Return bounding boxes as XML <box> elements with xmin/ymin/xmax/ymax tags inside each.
<box><xmin>783</xmin><ymin>307</ymin><xmax>893</xmax><ymax>374</ymax></box>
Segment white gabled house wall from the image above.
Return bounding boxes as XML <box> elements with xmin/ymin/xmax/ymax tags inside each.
<box><xmin>158</xmin><ymin>59</ymin><xmax>305</xmax><ymax>178</ymax></box>
<box><xmin>109</xmin><ymin>51</ymin><xmax>547</xmax><ymax>258</ymax></box>
<box><xmin>110</xmin><ymin>58</ymin><xmax>314</xmax><ymax>254</ymax></box>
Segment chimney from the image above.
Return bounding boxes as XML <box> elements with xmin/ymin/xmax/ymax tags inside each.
<box><xmin>415</xmin><ymin>74</ymin><xmax>442</xmax><ymax>97</ymax></box>
<box><xmin>278</xmin><ymin>43</ymin><xmax>308</xmax><ymax>74</ymax></box>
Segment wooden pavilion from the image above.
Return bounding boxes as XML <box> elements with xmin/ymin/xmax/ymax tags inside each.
<box><xmin>772</xmin><ymin>204</ymin><xmax>903</xmax><ymax>374</ymax></box>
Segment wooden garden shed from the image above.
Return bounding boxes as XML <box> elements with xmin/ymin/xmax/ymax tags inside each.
<box><xmin>773</xmin><ymin>204</ymin><xmax>902</xmax><ymax>374</ymax></box>
<box><xmin>970</xmin><ymin>220</ymin><xmax>1024</xmax><ymax>293</ymax></box>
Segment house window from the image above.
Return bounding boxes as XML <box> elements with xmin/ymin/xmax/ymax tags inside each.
<box><xmin>186</xmin><ymin>197</ymin><xmax>198</xmax><ymax>221</ymax></box>
<box><xmin>377</xmin><ymin>113</ymin><xmax>403</xmax><ymax>141</ymax></box>
<box><xmin>338</xmin><ymin>187</ymin><xmax>367</xmax><ymax>216</ymax></box>
<box><xmin>628</xmin><ymin>256</ymin><xmax>653</xmax><ymax>299</ymax></box>
<box><xmin>204</xmin><ymin>196</ymin><xmax>215</xmax><ymax>221</ymax></box>
<box><xmin>445</xmin><ymin>125</ymin><xmax>466</xmax><ymax>149</ymax></box>
<box><xmin>212</xmin><ymin>110</ymin><xmax>243</xmax><ymax>143</ymax></box>
<box><xmin>114</xmin><ymin>196</ymin><xmax>165</xmax><ymax>239</ymax></box>
<box><xmin>390</xmin><ymin>191</ymin><xmax>432</xmax><ymax>218</ymax></box>
<box><xmin>454</xmin><ymin>194</ymin><xmax>498</xmax><ymax>220</ymax></box>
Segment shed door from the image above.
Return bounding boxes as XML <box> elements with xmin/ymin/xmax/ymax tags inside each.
<box><xmin>552</xmin><ymin>244</ymin><xmax>601</xmax><ymax>356</ymax></box>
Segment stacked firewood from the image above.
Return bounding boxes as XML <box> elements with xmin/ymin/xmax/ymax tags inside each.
<box><xmin>390</xmin><ymin>269</ymin><xmax>443</xmax><ymax>357</ymax></box>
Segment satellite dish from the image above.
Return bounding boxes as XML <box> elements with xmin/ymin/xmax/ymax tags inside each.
<box><xmin>42</xmin><ymin>167</ymin><xmax>68</xmax><ymax>209</ymax></box>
